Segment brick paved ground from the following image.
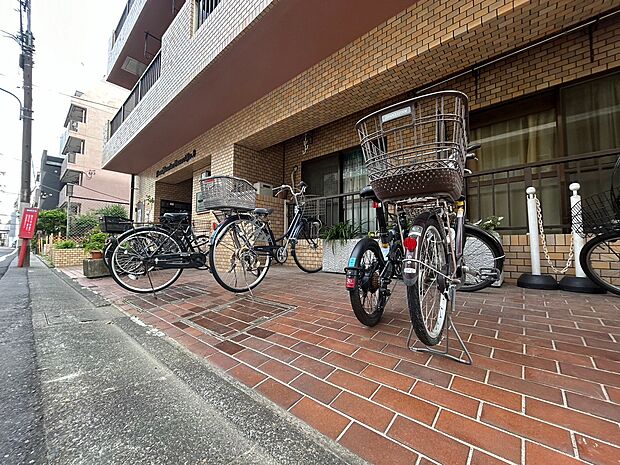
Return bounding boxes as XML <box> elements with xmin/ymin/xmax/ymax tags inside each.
<box><xmin>60</xmin><ymin>265</ymin><xmax>620</xmax><ymax>465</ymax></box>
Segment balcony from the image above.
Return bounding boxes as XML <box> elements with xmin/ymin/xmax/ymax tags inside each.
<box><xmin>104</xmin><ymin>0</ymin><xmax>418</xmax><ymax>174</ymax></box>
<box><xmin>59</xmin><ymin>153</ymin><xmax>82</xmax><ymax>185</ymax></box>
<box><xmin>60</xmin><ymin>123</ymin><xmax>83</xmax><ymax>155</ymax></box>
<box><xmin>107</xmin><ymin>0</ymin><xmax>183</xmax><ymax>89</ymax></box>
<box><xmin>109</xmin><ymin>51</ymin><xmax>161</xmax><ymax>138</ymax></box>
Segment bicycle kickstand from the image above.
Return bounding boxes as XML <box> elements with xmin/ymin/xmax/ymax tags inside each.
<box><xmin>407</xmin><ymin>286</ymin><xmax>472</xmax><ymax>365</ymax></box>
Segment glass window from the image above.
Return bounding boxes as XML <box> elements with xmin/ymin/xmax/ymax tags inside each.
<box><xmin>471</xmin><ymin>109</ymin><xmax>557</xmax><ymax>171</ymax></box>
<box><xmin>563</xmin><ymin>72</ymin><xmax>620</xmax><ymax>155</ymax></box>
<box><xmin>342</xmin><ymin>148</ymin><xmax>374</xmax><ymax>233</ymax></box>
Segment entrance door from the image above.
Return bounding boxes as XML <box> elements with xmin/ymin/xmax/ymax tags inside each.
<box><xmin>160</xmin><ymin>199</ymin><xmax>192</xmax><ymax>220</ymax></box>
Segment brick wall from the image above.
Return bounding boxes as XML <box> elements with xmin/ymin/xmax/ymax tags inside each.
<box><xmin>125</xmin><ymin>0</ymin><xmax>616</xmax><ymax>203</ymax></box>
<box><xmin>49</xmin><ymin>248</ymin><xmax>89</xmax><ymax>268</ymax></box>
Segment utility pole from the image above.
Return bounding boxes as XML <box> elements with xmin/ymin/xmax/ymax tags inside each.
<box><xmin>18</xmin><ymin>0</ymin><xmax>34</xmax><ymax>267</ymax></box>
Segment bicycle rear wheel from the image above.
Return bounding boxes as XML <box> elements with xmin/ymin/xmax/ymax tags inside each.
<box><xmin>292</xmin><ymin>219</ymin><xmax>323</xmax><ymax>273</ymax></box>
<box><xmin>111</xmin><ymin>228</ymin><xmax>183</xmax><ymax>293</ymax></box>
<box><xmin>406</xmin><ymin>215</ymin><xmax>449</xmax><ymax>346</ymax></box>
<box><xmin>209</xmin><ymin>217</ymin><xmax>274</xmax><ymax>293</ymax></box>
<box><xmin>580</xmin><ymin>231</ymin><xmax>620</xmax><ymax>295</ymax></box>
<box><xmin>348</xmin><ymin>238</ymin><xmax>386</xmax><ymax>327</ymax></box>
<box><xmin>460</xmin><ymin>225</ymin><xmax>504</xmax><ymax>292</ymax></box>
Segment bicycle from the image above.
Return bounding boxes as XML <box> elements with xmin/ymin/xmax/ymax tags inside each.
<box><xmin>209</xmin><ymin>178</ymin><xmax>323</xmax><ymax>293</ymax></box>
<box><xmin>346</xmin><ymin>197</ymin><xmax>504</xmax><ymax>325</ymax></box>
<box><xmin>108</xmin><ymin>213</ymin><xmax>210</xmax><ymax>293</ymax></box>
<box><xmin>100</xmin><ymin>215</ymin><xmax>133</xmax><ymax>272</ymax></box>
<box><xmin>578</xmin><ymin>156</ymin><xmax>620</xmax><ymax>295</ymax></box>
<box><xmin>349</xmin><ymin>90</ymin><xmax>489</xmax><ymax>364</ymax></box>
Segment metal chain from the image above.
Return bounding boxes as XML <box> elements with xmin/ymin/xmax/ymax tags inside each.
<box><xmin>535</xmin><ymin>196</ymin><xmax>574</xmax><ymax>274</ymax></box>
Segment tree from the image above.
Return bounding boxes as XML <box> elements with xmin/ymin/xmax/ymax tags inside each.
<box><xmin>97</xmin><ymin>204</ymin><xmax>128</xmax><ymax>219</ymax></box>
<box><xmin>36</xmin><ymin>209</ymin><xmax>67</xmax><ymax>236</ymax></box>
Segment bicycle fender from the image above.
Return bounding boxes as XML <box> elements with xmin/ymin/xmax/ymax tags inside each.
<box><xmin>402</xmin><ymin>211</ymin><xmax>438</xmax><ymax>286</ymax></box>
<box><xmin>345</xmin><ymin>238</ymin><xmax>383</xmax><ymax>289</ymax></box>
<box><xmin>209</xmin><ymin>214</ymin><xmax>252</xmax><ymax>246</ymax></box>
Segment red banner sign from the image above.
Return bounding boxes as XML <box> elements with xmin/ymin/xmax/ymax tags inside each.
<box><xmin>19</xmin><ymin>208</ymin><xmax>39</xmax><ymax>239</ymax></box>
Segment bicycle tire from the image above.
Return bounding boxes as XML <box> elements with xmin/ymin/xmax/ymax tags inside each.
<box><xmin>348</xmin><ymin>239</ymin><xmax>386</xmax><ymax>327</ymax></box>
<box><xmin>460</xmin><ymin>224</ymin><xmax>504</xmax><ymax>292</ymax></box>
<box><xmin>291</xmin><ymin>219</ymin><xmax>323</xmax><ymax>273</ymax></box>
<box><xmin>103</xmin><ymin>237</ymin><xmax>118</xmax><ymax>272</ymax></box>
<box><xmin>406</xmin><ymin>215</ymin><xmax>449</xmax><ymax>346</ymax></box>
<box><xmin>110</xmin><ymin>227</ymin><xmax>183</xmax><ymax>293</ymax></box>
<box><xmin>209</xmin><ymin>217</ymin><xmax>274</xmax><ymax>293</ymax></box>
<box><xmin>580</xmin><ymin>231</ymin><xmax>620</xmax><ymax>295</ymax></box>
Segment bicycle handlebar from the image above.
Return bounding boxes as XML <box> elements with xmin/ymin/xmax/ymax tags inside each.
<box><xmin>272</xmin><ymin>183</ymin><xmax>307</xmax><ymax>205</ymax></box>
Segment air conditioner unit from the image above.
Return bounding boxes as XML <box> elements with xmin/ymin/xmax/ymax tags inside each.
<box><xmin>253</xmin><ymin>182</ymin><xmax>273</xmax><ymax>197</ymax></box>
<box><xmin>199</xmin><ymin>171</ymin><xmax>211</xmax><ymax>180</ymax></box>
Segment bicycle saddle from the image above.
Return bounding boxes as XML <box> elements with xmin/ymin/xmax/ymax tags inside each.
<box><xmin>254</xmin><ymin>208</ymin><xmax>273</xmax><ymax>216</ymax></box>
<box><xmin>161</xmin><ymin>212</ymin><xmax>189</xmax><ymax>223</ymax></box>
<box><xmin>360</xmin><ymin>185</ymin><xmax>380</xmax><ymax>202</ymax></box>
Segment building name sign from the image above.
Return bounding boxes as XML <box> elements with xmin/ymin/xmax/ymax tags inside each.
<box><xmin>156</xmin><ymin>150</ymin><xmax>196</xmax><ymax>177</ymax></box>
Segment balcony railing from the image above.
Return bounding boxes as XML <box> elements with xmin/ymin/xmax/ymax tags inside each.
<box><xmin>60</xmin><ymin>155</ymin><xmax>81</xmax><ymax>185</ymax></box>
<box><xmin>289</xmin><ymin>192</ymin><xmax>376</xmax><ymax>235</ymax></box>
<box><xmin>196</xmin><ymin>0</ymin><xmax>222</xmax><ymax>30</ymax></box>
<box><xmin>465</xmin><ymin>150</ymin><xmax>619</xmax><ymax>233</ymax></box>
<box><xmin>109</xmin><ymin>51</ymin><xmax>161</xmax><ymax>138</ymax></box>
<box><xmin>111</xmin><ymin>0</ymin><xmax>136</xmax><ymax>47</ymax></box>
<box><xmin>285</xmin><ymin>150</ymin><xmax>618</xmax><ymax>236</ymax></box>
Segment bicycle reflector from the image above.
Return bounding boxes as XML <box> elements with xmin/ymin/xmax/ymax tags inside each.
<box><xmin>403</xmin><ymin>236</ymin><xmax>417</xmax><ymax>251</ymax></box>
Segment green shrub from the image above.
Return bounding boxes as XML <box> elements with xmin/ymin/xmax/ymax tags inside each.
<box><xmin>83</xmin><ymin>231</ymin><xmax>108</xmax><ymax>253</ymax></box>
<box><xmin>55</xmin><ymin>240</ymin><xmax>77</xmax><ymax>249</ymax></box>
<box><xmin>321</xmin><ymin>222</ymin><xmax>361</xmax><ymax>251</ymax></box>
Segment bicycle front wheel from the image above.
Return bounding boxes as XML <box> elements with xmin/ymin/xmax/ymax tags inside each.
<box><xmin>111</xmin><ymin>228</ymin><xmax>183</xmax><ymax>293</ymax></box>
<box><xmin>580</xmin><ymin>231</ymin><xmax>620</xmax><ymax>295</ymax></box>
<box><xmin>460</xmin><ymin>225</ymin><xmax>504</xmax><ymax>292</ymax></box>
<box><xmin>209</xmin><ymin>217</ymin><xmax>274</xmax><ymax>293</ymax></box>
<box><xmin>292</xmin><ymin>219</ymin><xmax>323</xmax><ymax>273</ymax></box>
<box><xmin>103</xmin><ymin>237</ymin><xmax>118</xmax><ymax>272</ymax></box>
<box><xmin>406</xmin><ymin>216</ymin><xmax>449</xmax><ymax>346</ymax></box>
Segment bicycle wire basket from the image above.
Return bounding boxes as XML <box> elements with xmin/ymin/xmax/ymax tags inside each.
<box><xmin>572</xmin><ymin>189</ymin><xmax>620</xmax><ymax>236</ymax></box>
<box><xmin>99</xmin><ymin>215</ymin><xmax>133</xmax><ymax>234</ymax></box>
<box><xmin>199</xmin><ymin>175</ymin><xmax>256</xmax><ymax>211</ymax></box>
<box><xmin>356</xmin><ymin>91</ymin><xmax>468</xmax><ymax>203</ymax></box>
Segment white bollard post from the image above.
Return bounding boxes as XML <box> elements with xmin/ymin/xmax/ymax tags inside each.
<box><xmin>559</xmin><ymin>182</ymin><xmax>605</xmax><ymax>293</ymax></box>
<box><xmin>569</xmin><ymin>183</ymin><xmax>586</xmax><ymax>278</ymax></box>
<box><xmin>517</xmin><ymin>186</ymin><xmax>559</xmax><ymax>289</ymax></box>
<box><xmin>526</xmin><ymin>187</ymin><xmax>541</xmax><ymax>276</ymax></box>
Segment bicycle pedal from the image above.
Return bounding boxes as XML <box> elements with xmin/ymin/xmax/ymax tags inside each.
<box><xmin>480</xmin><ymin>267</ymin><xmax>500</xmax><ymax>280</ymax></box>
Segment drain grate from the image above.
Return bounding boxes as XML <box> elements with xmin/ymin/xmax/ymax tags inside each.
<box><xmin>182</xmin><ymin>296</ymin><xmax>296</xmax><ymax>340</ymax></box>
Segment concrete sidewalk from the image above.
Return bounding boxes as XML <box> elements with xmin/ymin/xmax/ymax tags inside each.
<box><xmin>0</xmin><ymin>257</ymin><xmax>366</xmax><ymax>465</ymax></box>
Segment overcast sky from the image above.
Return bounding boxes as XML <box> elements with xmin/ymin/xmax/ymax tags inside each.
<box><xmin>0</xmin><ymin>0</ymin><xmax>126</xmax><ymax>228</ymax></box>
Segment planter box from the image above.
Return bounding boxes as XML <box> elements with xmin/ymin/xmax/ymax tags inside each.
<box><xmin>322</xmin><ymin>239</ymin><xmax>362</xmax><ymax>274</ymax></box>
<box><xmin>83</xmin><ymin>258</ymin><xmax>110</xmax><ymax>278</ymax></box>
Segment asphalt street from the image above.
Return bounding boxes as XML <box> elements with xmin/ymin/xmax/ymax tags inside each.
<box><xmin>0</xmin><ymin>257</ymin><xmax>367</xmax><ymax>465</ymax></box>
<box><xmin>0</xmin><ymin>247</ymin><xmax>18</xmax><ymax>280</ymax></box>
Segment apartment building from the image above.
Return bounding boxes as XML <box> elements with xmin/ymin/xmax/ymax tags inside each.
<box><xmin>59</xmin><ymin>81</ymin><xmax>132</xmax><ymax>215</ymax></box>
<box><xmin>102</xmin><ymin>0</ymin><xmax>620</xmax><ymax>280</ymax></box>
<box><xmin>35</xmin><ymin>150</ymin><xmax>64</xmax><ymax>210</ymax></box>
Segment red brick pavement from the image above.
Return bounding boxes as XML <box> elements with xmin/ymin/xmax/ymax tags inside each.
<box><xmin>60</xmin><ymin>266</ymin><xmax>620</xmax><ymax>465</ymax></box>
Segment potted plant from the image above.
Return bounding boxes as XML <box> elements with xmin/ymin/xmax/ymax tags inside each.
<box><xmin>321</xmin><ymin>222</ymin><xmax>362</xmax><ymax>273</ymax></box>
<box><xmin>83</xmin><ymin>232</ymin><xmax>108</xmax><ymax>259</ymax></box>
